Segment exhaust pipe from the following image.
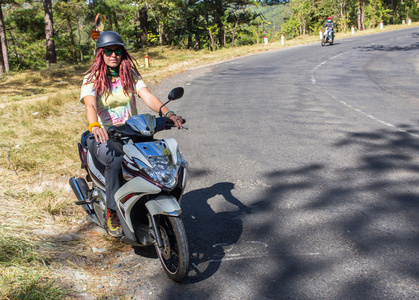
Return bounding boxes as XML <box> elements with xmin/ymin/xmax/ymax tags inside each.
<box><xmin>69</xmin><ymin>177</ymin><xmax>94</xmax><ymax>217</ymax></box>
<box><xmin>69</xmin><ymin>177</ymin><xmax>89</xmax><ymax>202</ymax></box>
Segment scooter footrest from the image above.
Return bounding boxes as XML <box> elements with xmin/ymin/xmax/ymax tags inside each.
<box><xmin>75</xmin><ymin>200</ymin><xmax>88</xmax><ymax>205</ymax></box>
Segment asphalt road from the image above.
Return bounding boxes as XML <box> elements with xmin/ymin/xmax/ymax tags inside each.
<box><xmin>116</xmin><ymin>27</ymin><xmax>419</xmax><ymax>300</ymax></box>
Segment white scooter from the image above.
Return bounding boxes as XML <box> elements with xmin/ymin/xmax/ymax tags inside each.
<box><xmin>69</xmin><ymin>87</ymin><xmax>189</xmax><ymax>282</ymax></box>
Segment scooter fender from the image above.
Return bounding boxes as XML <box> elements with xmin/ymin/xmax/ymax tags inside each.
<box><xmin>115</xmin><ymin>177</ymin><xmax>161</xmax><ymax>201</ymax></box>
<box><xmin>146</xmin><ymin>195</ymin><xmax>182</xmax><ymax>217</ymax></box>
<box><xmin>114</xmin><ymin>177</ymin><xmax>162</xmax><ymax>236</ymax></box>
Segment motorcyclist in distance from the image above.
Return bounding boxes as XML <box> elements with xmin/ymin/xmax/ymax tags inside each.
<box><xmin>323</xmin><ymin>16</ymin><xmax>335</xmax><ymax>42</ymax></box>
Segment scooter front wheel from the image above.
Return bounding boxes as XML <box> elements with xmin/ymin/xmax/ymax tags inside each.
<box><xmin>155</xmin><ymin>215</ymin><xmax>189</xmax><ymax>282</ymax></box>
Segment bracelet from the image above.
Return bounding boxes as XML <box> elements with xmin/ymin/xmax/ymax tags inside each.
<box><xmin>165</xmin><ymin>111</ymin><xmax>176</xmax><ymax>118</ymax></box>
<box><xmin>88</xmin><ymin>122</ymin><xmax>101</xmax><ymax>133</ymax></box>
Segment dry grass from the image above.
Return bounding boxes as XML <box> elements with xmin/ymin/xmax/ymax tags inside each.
<box><xmin>0</xmin><ymin>22</ymin><xmax>417</xmax><ymax>298</ymax></box>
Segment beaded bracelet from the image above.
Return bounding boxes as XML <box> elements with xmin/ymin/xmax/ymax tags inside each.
<box><xmin>88</xmin><ymin>122</ymin><xmax>101</xmax><ymax>133</ymax></box>
<box><xmin>165</xmin><ymin>111</ymin><xmax>176</xmax><ymax>118</ymax></box>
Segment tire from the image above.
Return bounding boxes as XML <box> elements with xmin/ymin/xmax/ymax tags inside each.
<box><xmin>321</xmin><ymin>37</ymin><xmax>325</xmax><ymax>46</ymax></box>
<box><xmin>155</xmin><ymin>215</ymin><xmax>189</xmax><ymax>282</ymax></box>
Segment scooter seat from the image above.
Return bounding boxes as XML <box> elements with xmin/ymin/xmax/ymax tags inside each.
<box><xmin>80</xmin><ymin>130</ymin><xmax>106</xmax><ymax>174</ymax></box>
<box><xmin>81</xmin><ymin>130</ymin><xmax>90</xmax><ymax>149</ymax></box>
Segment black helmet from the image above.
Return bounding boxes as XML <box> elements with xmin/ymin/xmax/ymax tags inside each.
<box><xmin>96</xmin><ymin>31</ymin><xmax>125</xmax><ymax>49</ymax></box>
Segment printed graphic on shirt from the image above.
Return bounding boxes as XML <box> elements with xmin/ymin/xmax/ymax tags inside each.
<box><xmin>80</xmin><ymin>75</ymin><xmax>147</xmax><ymax>129</ymax></box>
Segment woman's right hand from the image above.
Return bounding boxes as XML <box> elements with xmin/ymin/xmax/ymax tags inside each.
<box><xmin>92</xmin><ymin>126</ymin><xmax>108</xmax><ymax>144</ymax></box>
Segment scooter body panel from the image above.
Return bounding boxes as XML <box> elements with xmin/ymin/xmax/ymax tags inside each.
<box><xmin>145</xmin><ymin>196</ymin><xmax>182</xmax><ymax>216</ymax></box>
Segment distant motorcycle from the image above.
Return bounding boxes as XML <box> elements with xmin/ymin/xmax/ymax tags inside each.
<box><xmin>69</xmin><ymin>87</ymin><xmax>190</xmax><ymax>282</ymax></box>
<box><xmin>321</xmin><ymin>27</ymin><xmax>334</xmax><ymax>46</ymax></box>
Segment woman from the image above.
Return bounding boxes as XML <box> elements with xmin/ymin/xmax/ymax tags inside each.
<box><xmin>80</xmin><ymin>31</ymin><xmax>183</xmax><ymax>237</ymax></box>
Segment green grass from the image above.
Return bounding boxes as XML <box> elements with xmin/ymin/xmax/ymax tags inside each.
<box><xmin>0</xmin><ymin>90</ymin><xmax>85</xmax><ymax>175</ymax></box>
<box><xmin>0</xmin><ymin>226</ymin><xmax>68</xmax><ymax>299</ymax></box>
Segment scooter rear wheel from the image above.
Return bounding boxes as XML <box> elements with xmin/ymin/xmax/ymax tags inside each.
<box><xmin>155</xmin><ymin>215</ymin><xmax>189</xmax><ymax>282</ymax></box>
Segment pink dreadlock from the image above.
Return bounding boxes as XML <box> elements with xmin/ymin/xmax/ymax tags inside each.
<box><xmin>84</xmin><ymin>48</ymin><xmax>141</xmax><ymax>101</ymax></box>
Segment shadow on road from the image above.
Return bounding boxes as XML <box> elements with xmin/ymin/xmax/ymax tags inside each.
<box><xmin>181</xmin><ymin>181</ymin><xmax>251</xmax><ymax>283</ymax></box>
<box><xmin>177</xmin><ymin>127</ymin><xmax>419</xmax><ymax>298</ymax></box>
<box><xmin>359</xmin><ymin>40</ymin><xmax>419</xmax><ymax>53</ymax></box>
<box><xmin>249</xmin><ymin>128</ymin><xmax>419</xmax><ymax>298</ymax></box>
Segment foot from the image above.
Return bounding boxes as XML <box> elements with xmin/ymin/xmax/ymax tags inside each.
<box><xmin>107</xmin><ymin>209</ymin><xmax>123</xmax><ymax>237</ymax></box>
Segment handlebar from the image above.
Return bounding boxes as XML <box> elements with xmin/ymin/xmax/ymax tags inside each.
<box><xmin>165</xmin><ymin>118</ymin><xmax>187</xmax><ymax>129</ymax></box>
<box><xmin>102</xmin><ymin>117</ymin><xmax>187</xmax><ymax>141</ymax></box>
<box><xmin>87</xmin><ymin>117</ymin><xmax>188</xmax><ymax>142</ymax></box>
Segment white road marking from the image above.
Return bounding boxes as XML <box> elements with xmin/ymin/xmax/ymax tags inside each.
<box><xmin>204</xmin><ymin>241</ymin><xmax>324</xmax><ymax>263</ymax></box>
<box><xmin>311</xmin><ymin>51</ymin><xmax>419</xmax><ymax>138</ymax></box>
<box><xmin>209</xmin><ymin>241</ymin><xmax>269</xmax><ymax>262</ymax></box>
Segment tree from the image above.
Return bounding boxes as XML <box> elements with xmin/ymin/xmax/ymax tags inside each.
<box><xmin>55</xmin><ymin>0</ymin><xmax>86</xmax><ymax>64</ymax></box>
<box><xmin>145</xmin><ymin>0</ymin><xmax>175</xmax><ymax>51</ymax></box>
<box><xmin>0</xmin><ymin>2</ymin><xmax>9</xmax><ymax>74</ymax></box>
<box><xmin>43</xmin><ymin>0</ymin><xmax>57</xmax><ymax>66</ymax></box>
<box><xmin>139</xmin><ymin>6</ymin><xmax>148</xmax><ymax>48</ymax></box>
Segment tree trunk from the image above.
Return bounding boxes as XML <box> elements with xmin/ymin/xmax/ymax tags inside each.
<box><xmin>139</xmin><ymin>6</ymin><xmax>148</xmax><ymax>48</ymax></box>
<box><xmin>158</xmin><ymin>23</ymin><xmax>163</xmax><ymax>52</ymax></box>
<box><xmin>195</xmin><ymin>33</ymin><xmax>200</xmax><ymax>50</ymax></box>
<box><xmin>187</xmin><ymin>17</ymin><xmax>193</xmax><ymax>49</ymax></box>
<box><xmin>215</xmin><ymin>0</ymin><xmax>224</xmax><ymax>47</ymax></box>
<box><xmin>67</xmin><ymin>16</ymin><xmax>78</xmax><ymax>64</ymax></box>
<box><xmin>77</xmin><ymin>17</ymin><xmax>83</xmax><ymax>62</ymax></box>
<box><xmin>340</xmin><ymin>1</ymin><xmax>347</xmax><ymax>31</ymax></box>
<box><xmin>0</xmin><ymin>6</ymin><xmax>9</xmax><ymax>73</ymax></box>
<box><xmin>43</xmin><ymin>0</ymin><xmax>57</xmax><ymax>67</ymax></box>
<box><xmin>257</xmin><ymin>23</ymin><xmax>260</xmax><ymax>44</ymax></box>
<box><xmin>231</xmin><ymin>19</ymin><xmax>239</xmax><ymax>47</ymax></box>
<box><xmin>361</xmin><ymin>0</ymin><xmax>366</xmax><ymax>30</ymax></box>
<box><xmin>208</xmin><ymin>29</ymin><xmax>215</xmax><ymax>51</ymax></box>
<box><xmin>0</xmin><ymin>45</ymin><xmax>4</xmax><ymax>75</ymax></box>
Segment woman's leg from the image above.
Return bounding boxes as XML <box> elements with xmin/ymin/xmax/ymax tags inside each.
<box><xmin>102</xmin><ymin>139</ymin><xmax>124</xmax><ymax>210</ymax></box>
<box><xmin>87</xmin><ymin>138</ymin><xmax>124</xmax><ymax>237</ymax></box>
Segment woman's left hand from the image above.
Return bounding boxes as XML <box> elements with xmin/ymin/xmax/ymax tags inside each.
<box><xmin>170</xmin><ymin>114</ymin><xmax>183</xmax><ymax>129</ymax></box>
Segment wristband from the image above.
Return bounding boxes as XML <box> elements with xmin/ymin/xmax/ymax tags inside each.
<box><xmin>88</xmin><ymin>122</ymin><xmax>101</xmax><ymax>133</ymax></box>
<box><xmin>165</xmin><ymin>111</ymin><xmax>176</xmax><ymax>118</ymax></box>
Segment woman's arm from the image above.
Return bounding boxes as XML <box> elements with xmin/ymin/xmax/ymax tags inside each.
<box><xmin>138</xmin><ymin>87</ymin><xmax>169</xmax><ymax>115</ymax></box>
<box><xmin>138</xmin><ymin>87</ymin><xmax>183</xmax><ymax>129</ymax></box>
<box><xmin>84</xmin><ymin>95</ymin><xmax>108</xmax><ymax>143</ymax></box>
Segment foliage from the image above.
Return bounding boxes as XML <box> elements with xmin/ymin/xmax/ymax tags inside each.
<box><xmin>280</xmin><ymin>0</ymin><xmax>418</xmax><ymax>36</ymax></box>
<box><xmin>0</xmin><ymin>0</ymin><xmax>416</xmax><ymax>71</ymax></box>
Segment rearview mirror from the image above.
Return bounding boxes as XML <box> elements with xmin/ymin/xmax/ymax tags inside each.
<box><xmin>168</xmin><ymin>87</ymin><xmax>184</xmax><ymax>101</ymax></box>
<box><xmin>159</xmin><ymin>87</ymin><xmax>184</xmax><ymax>117</ymax></box>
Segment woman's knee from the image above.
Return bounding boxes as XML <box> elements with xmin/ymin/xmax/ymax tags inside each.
<box><xmin>106</xmin><ymin>152</ymin><xmax>124</xmax><ymax>169</ymax></box>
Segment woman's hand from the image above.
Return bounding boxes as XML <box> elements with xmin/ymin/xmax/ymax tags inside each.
<box><xmin>169</xmin><ymin>114</ymin><xmax>183</xmax><ymax>129</ymax></box>
<box><xmin>92</xmin><ymin>126</ymin><xmax>109</xmax><ymax>143</ymax></box>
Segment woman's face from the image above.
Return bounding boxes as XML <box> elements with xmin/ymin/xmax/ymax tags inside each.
<box><xmin>102</xmin><ymin>45</ymin><xmax>123</xmax><ymax>68</ymax></box>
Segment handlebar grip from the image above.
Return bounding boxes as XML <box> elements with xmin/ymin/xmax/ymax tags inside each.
<box><xmin>166</xmin><ymin>118</ymin><xmax>186</xmax><ymax>125</ymax></box>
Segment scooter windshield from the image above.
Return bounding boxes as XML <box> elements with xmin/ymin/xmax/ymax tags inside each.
<box><xmin>126</xmin><ymin>114</ymin><xmax>156</xmax><ymax>136</ymax></box>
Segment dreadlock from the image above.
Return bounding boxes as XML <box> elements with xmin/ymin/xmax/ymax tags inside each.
<box><xmin>84</xmin><ymin>48</ymin><xmax>141</xmax><ymax>100</ymax></box>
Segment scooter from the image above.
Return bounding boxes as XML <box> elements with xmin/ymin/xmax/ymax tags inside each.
<box><xmin>69</xmin><ymin>87</ymin><xmax>189</xmax><ymax>282</ymax></box>
<box><xmin>321</xmin><ymin>27</ymin><xmax>334</xmax><ymax>46</ymax></box>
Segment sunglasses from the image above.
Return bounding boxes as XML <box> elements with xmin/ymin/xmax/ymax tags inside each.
<box><xmin>102</xmin><ymin>48</ymin><xmax>123</xmax><ymax>56</ymax></box>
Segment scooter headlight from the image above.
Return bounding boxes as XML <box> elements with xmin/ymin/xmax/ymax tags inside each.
<box><xmin>134</xmin><ymin>156</ymin><xmax>176</xmax><ymax>189</ymax></box>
